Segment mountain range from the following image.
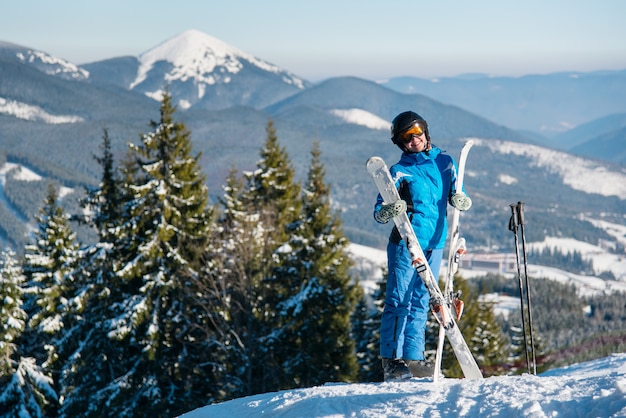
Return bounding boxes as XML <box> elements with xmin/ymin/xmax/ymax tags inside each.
<box><xmin>379</xmin><ymin>71</ymin><xmax>626</xmax><ymax>165</ymax></box>
<box><xmin>1</xmin><ymin>29</ymin><xmax>625</xmax><ymax>275</ymax></box>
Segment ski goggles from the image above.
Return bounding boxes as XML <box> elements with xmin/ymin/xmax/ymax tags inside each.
<box><xmin>398</xmin><ymin>123</ymin><xmax>425</xmax><ymax>142</ymax></box>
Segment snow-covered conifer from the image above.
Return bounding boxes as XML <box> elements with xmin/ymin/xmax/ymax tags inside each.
<box><xmin>271</xmin><ymin>141</ymin><xmax>359</xmax><ymax>388</ymax></box>
<box><xmin>21</xmin><ymin>183</ymin><xmax>80</xmax><ymax>385</ymax></box>
<box><xmin>0</xmin><ymin>250</ymin><xmax>59</xmax><ymax>416</ymax></box>
<box><xmin>63</xmin><ymin>92</ymin><xmax>215</xmax><ymax>417</ymax></box>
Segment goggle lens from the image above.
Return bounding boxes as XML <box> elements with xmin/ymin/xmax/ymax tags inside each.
<box><xmin>399</xmin><ymin>123</ymin><xmax>425</xmax><ymax>142</ymax></box>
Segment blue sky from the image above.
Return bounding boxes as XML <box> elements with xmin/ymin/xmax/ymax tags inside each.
<box><xmin>3</xmin><ymin>0</ymin><xmax>626</xmax><ymax>81</ymax></box>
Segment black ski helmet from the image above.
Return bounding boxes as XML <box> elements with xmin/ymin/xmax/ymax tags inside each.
<box><xmin>390</xmin><ymin>111</ymin><xmax>431</xmax><ymax>152</ymax></box>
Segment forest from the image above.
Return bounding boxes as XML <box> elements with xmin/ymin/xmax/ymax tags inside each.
<box><xmin>1</xmin><ymin>93</ymin><xmax>624</xmax><ymax>418</ymax></box>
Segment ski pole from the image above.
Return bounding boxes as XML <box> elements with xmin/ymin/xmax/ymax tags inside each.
<box><xmin>517</xmin><ymin>202</ymin><xmax>537</xmax><ymax>375</ymax></box>
<box><xmin>509</xmin><ymin>203</ymin><xmax>530</xmax><ymax>374</ymax></box>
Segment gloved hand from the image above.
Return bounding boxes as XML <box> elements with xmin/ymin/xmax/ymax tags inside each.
<box><xmin>450</xmin><ymin>193</ymin><xmax>472</xmax><ymax>211</ymax></box>
<box><xmin>375</xmin><ymin>200</ymin><xmax>407</xmax><ymax>223</ymax></box>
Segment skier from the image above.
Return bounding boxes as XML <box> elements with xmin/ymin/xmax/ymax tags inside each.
<box><xmin>373</xmin><ymin>111</ymin><xmax>472</xmax><ymax>381</ymax></box>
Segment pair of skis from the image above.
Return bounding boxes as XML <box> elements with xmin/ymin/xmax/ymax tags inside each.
<box><xmin>366</xmin><ymin>140</ymin><xmax>481</xmax><ymax>380</ymax></box>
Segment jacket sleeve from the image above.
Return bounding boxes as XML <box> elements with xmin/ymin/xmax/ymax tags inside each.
<box><xmin>373</xmin><ymin>193</ymin><xmax>385</xmax><ymax>223</ymax></box>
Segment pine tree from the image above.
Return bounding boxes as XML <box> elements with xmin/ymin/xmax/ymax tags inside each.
<box><xmin>58</xmin><ymin>131</ymin><xmax>135</xmax><ymax>417</ymax></box>
<box><xmin>272</xmin><ymin>140</ymin><xmax>359</xmax><ymax>388</ymax></box>
<box><xmin>0</xmin><ymin>250</ymin><xmax>58</xmax><ymax>416</ymax></box>
<box><xmin>66</xmin><ymin>92</ymin><xmax>215</xmax><ymax>417</ymax></box>
<box><xmin>246</xmin><ymin>120</ymin><xmax>301</xmax><ymax>244</ymax></box>
<box><xmin>508</xmin><ymin>324</ymin><xmax>529</xmax><ymax>373</ymax></box>
<box><xmin>352</xmin><ymin>272</ymin><xmax>385</xmax><ymax>382</ymax></box>
<box><xmin>21</xmin><ymin>183</ymin><xmax>80</xmax><ymax>398</ymax></box>
<box><xmin>0</xmin><ymin>250</ymin><xmax>26</xmax><ymax>377</ymax></box>
<box><xmin>468</xmin><ymin>296</ymin><xmax>510</xmax><ymax>377</ymax></box>
<box><xmin>210</xmin><ymin>167</ymin><xmax>268</xmax><ymax>398</ymax></box>
<box><xmin>80</xmin><ymin>128</ymin><xmax>123</xmax><ymax>242</ymax></box>
<box><xmin>240</xmin><ymin>120</ymin><xmax>302</xmax><ymax>394</ymax></box>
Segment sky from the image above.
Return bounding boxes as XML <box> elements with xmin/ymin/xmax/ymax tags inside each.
<box><xmin>3</xmin><ymin>0</ymin><xmax>626</xmax><ymax>82</ymax></box>
<box><xmin>179</xmin><ymin>353</ymin><xmax>626</xmax><ymax>417</ymax></box>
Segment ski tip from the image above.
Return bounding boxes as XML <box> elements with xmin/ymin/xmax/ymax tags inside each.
<box><xmin>463</xmin><ymin>139</ymin><xmax>475</xmax><ymax>148</ymax></box>
<box><xmin>366</xmin><ymin>156</ymin><xmax>386</xmax><ymax>173</ymax></box>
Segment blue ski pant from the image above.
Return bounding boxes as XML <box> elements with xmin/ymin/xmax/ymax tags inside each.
<box><xmin>380</xmin><ymin>240</ymin><xmax>443</xmax><ymax>361</ymax></box>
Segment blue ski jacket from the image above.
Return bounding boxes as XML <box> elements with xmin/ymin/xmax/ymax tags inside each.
<box><xmin>374</xmin><ymin>146</ymin><xmax>462</xmax><ymax>251</ymax></box>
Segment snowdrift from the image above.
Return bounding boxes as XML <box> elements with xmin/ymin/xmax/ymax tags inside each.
<box><xmin>180</xmin><ymin>353</ymin><xmax>626</xmax><ymax>417</ymax></box>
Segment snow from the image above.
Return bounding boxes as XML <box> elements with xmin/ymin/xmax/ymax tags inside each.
<box><xmin>0</xmin><ymin>162</ymin><xmax>73</xmax><ymax>199</ymax></box>
<box><xmin>347</xmin><ymin>243</ymin><xmax>386</xmax><ymax>297</ymax></box>
<box><xmin>473</xmin><ymin>138</ymin><xmax>626</xmax><ymax>200</ymax></box>
<box><xmin>0</xmin><ymin>97</ymin><xmax>84</xmax><ymax>124</ymax></box>
<box><xmin>498</xmin><ymin>173</ymin><xmax>518</xmax><ymax>185</ymax></box>
<box><xmin>472</xmin><ymin>138</ymin><xmax>626</xmax><ymax>199</ymax></box>
<box><xmin>329</xmin><ymin>109</ymin><xmax>391</xmax><ymax>131</ymax></box>
<box><xmin>528</xmin><ymin>233</ymin><xmax>626</xmax><ymax>284</ymax></box>
<box><xmin>0</xmin><ymin>163</ymin><xmax>42</xmax><ymax>182</ymax></box>
<box><xmin>526</xmin><ymin>264</ymin><xmax>626</xmax><ymax>296</ymax></box>
<box><xmin>179</xmin><ymin>353</ymin><xmax>626</xmax><ymax>417</ymax></box>
<box><xmin>584</xmin><ymin>217</ymin><xmax>626</xmax><ymax>249</ymax></box>
<box><xmin>130</xmin><ymin>29</ymin><xmax>306</xmax><ymax>92</ymax></box>
<box><xmin>15</xmin><ymin>49</ymin><xmax>89</xmax><ymax>80</ymax></box>
<box><xmin>479</xmin><ymin>293</ymin><xmax>520</xmax><ymax>319</ymax></box>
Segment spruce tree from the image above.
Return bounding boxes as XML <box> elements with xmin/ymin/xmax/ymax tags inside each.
<box><xmin>508</xmin><ymin>324</ymin><xmax>529</xmax><ymax>373</ymax></box>
<box><xmin>243</xmin><ymin>120</ymin><xmax>302</xmax><ymax>394</ymax></box>
<box><xmin>21</xmin><ymin>183</ymin><xmax>80</xmax><ymax>399</ymax></box>
<box><xmin>0</xmin><ymin>250</ymin><xmax>27</xmax><ymax>378</ymax></box>
<box><xmin>272</xmin><ymin>140</ymin><xmax>359</xmax><ymax>388</ymax></box>
<box><xmin>0</xmin><ymin>250</ymin><xmax>58</xmax><ymax>416</ymax></box>
<box><xmin>81</xmin><ymin>128</ymin><xmax>123</xmax><ymax>242</ymax></box>
<box><xmin>70</xmin><ymin>92</ymin><xmax>215</xmax><ymax>417</ymax></box>
<box><xmin>58</xmin><ymin>131</ymin><xmax>134</xmax><ymax>417</ymax></box>
<box><xmin>211</xmin><ymin>168</ymin><xmax>267</xmax><ymax>398</ymax></box>
<box><xmin>353</xmin><ymin>273</ymin><xmax>385</xmax><ymax>382</ymax></box>
<box><xmin>246</xmin><ymin>120</ymin><xmax>301</xmax><ymax>244</ymax></box>
<box><xmin>467</xmin><ymin>295</ymin><xmax>510</xmax><ymax>377</ymax></box>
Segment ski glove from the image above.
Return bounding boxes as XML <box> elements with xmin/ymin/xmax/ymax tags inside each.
<box><xmin>450</xmin><ymin>193</ymin><xmax>472</xmax><ymax>211</ymax></box>
<box><xmin>374</xmin><ymin>200</ymin><xmax>407</xmax><ymax>223</ymax></box>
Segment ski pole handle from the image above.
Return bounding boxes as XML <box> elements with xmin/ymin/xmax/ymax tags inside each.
<box><xmin>509</xmin><ymin>203</ymin><xmax>519</xmax><ymax>231</ymax></box>
<box><xmin>517</xmin><ymin>201</ymin><xmax>525</xmax><ymax>225</ymax></box>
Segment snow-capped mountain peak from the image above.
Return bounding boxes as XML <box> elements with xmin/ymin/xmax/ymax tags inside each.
<box><xmin>130</xmin><ymin>29</ymin><xmax>306</xmax><ymax>102</ymax></box>
<box><xmin>0</xmin><ymin>41</ymin><xmax>88</xmax><ymax>81</ymax></box>
<box><xmin>16</xmin><ymin>49</ymin><xmax>89</xmax><ymax>80</ymax></box>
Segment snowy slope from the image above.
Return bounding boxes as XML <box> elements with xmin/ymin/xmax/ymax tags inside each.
<box><xmin>473</xmin><ymin>138</ymin><xmax>626</xmax><ymax>199</ymax></box>
<box><xmin>0</xmin><ymin>97</ymin><xmax>84</xmax><ymax>123</ymax></box>
<box><xmin>179</xmin><ymin>353</ymin><xmax>626</xmax><ymax>417</ymax></box>
<box><xmin>329</xmin><ymin>108</ymin><xmax>391</xmax><ymax>131</ymax></box>
<box><xmin>0</xmin><ymin>41</ymin><xmax>89</xmax><ymax>81</ymax></box>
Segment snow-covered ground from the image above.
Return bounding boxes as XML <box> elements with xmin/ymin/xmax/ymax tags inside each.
<box><xmin>0</xmin><ymin>163</ymin><xmax>42</xmax><ymax>225</ymax></box>
<box><xmin>471</xmin><ymin>138</ymin><xmax>626</xmax><ymax>200</ymax></box>
<box><xmin>0</xmin><ymin>97</ymin><xmax>84</xmax><ymax>124</ymax></box>
<box><xmin>329</xmin><ymin>108</ymin><xmax>391</xmax><ymax>131</ymax></box>
<box><xmin>180</xmin><ymin>353</ymin><xmax>626</xmax><ymax>417</ymax></box>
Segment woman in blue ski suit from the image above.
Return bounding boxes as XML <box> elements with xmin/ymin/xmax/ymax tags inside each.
<box><xmin>373</xmin><ymin>111</ymin><xmax>472</xmax><ymax>381</ymax></box>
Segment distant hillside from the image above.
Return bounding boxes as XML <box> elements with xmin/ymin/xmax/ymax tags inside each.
<box><xmin>548</xmin><ymin>113</ymin><xmax>626</xmax><ymax>165</ymax></box>
<box><xmin>379</xmin><ymin>71</ymin><xmax>626</xmax><ymax>138</ymax></box>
